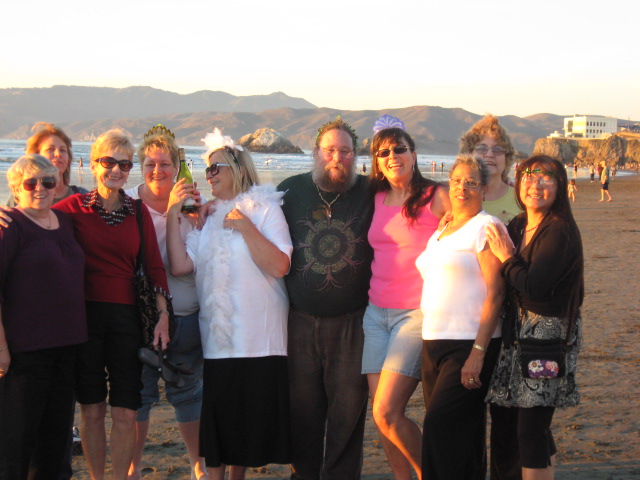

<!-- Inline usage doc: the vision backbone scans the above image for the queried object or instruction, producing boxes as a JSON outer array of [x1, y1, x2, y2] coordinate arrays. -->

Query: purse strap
[[134, 199, 145, 272]]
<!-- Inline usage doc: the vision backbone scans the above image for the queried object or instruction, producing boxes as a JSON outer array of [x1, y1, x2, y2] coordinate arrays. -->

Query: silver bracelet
[[158, 309, 169, 316], [472, 343, 486, 352]]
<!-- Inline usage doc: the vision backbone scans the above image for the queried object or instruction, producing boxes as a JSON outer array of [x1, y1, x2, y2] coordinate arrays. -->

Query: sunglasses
[[22, 176, 57, 191], [95, 156, 134, 172], [205, 163, 230, 176], [376, 145, 411, 157]]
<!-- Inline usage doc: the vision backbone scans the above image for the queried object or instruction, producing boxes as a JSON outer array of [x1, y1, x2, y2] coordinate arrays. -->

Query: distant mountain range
[[0, 85, 625, 154]]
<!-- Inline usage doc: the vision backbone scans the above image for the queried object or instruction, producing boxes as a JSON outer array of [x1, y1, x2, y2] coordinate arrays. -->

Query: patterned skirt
[[486, 310, 581, 408]]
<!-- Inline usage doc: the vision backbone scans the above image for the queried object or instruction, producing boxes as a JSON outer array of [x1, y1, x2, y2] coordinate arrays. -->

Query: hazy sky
[[2, 0, 638, 119]]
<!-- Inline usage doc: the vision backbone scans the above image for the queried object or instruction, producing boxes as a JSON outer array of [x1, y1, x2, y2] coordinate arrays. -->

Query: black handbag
[[134, 200, 173, 349], [517, 308, 574, 380], [519, 337, 565, 379]]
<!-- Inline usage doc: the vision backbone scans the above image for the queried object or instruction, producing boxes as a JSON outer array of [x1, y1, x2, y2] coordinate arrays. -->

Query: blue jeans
[[136, 311, 203, 423], [288, 308, 369, 480]]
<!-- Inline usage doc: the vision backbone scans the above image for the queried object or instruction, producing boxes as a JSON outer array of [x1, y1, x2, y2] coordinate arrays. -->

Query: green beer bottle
[[177, 148, 197, 213]]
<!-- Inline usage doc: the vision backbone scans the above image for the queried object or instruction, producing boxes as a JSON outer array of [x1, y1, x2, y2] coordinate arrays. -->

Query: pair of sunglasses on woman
[[22, 177, 57, 191], [95, 156, 134, 172]]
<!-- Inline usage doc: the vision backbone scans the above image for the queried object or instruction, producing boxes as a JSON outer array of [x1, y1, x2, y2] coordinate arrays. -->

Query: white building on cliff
[[563, 115, 617, 138]]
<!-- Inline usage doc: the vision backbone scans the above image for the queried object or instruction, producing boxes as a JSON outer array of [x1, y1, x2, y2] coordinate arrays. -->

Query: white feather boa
[[197, 184, 285, 351]]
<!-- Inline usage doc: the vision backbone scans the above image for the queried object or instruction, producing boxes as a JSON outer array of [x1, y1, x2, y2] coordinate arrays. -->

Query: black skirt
[[200, 356, 291, 467]]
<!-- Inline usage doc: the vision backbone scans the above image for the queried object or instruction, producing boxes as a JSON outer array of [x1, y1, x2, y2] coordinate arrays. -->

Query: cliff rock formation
[[532, 132, 640, 167], [238, 128, 303, 154]]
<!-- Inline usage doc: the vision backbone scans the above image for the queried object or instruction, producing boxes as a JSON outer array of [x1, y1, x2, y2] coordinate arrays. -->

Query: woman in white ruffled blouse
[[166, 129, 293, 480]]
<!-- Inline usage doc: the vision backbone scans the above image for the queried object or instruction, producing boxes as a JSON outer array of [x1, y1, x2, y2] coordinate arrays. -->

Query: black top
[[502, 213, 584, 318], [0, 210, 87, 353], [278, 172, 373, 317]]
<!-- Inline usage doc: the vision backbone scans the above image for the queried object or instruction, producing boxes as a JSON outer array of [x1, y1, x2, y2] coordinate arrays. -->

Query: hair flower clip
[[373, 115, 406, 134], [201, 128, 244, 162]]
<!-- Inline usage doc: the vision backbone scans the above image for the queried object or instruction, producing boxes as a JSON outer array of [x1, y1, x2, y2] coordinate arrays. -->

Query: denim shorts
[[136, 311, 204, 423], [361, 303, 423, 379]]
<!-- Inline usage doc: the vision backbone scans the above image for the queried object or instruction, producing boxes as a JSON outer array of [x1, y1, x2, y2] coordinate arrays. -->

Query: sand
[[8, 172, 638, 479]]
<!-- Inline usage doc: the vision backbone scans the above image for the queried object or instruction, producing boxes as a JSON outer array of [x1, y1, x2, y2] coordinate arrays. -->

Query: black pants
[[422, 338, 500, 480], [0, 345, 76, 480]]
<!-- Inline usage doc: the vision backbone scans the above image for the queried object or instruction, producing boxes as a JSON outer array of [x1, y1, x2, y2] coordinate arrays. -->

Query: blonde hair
[[208, 147, 260, 196], [137, 133, 180, 170], [90, 129, 134, 162]]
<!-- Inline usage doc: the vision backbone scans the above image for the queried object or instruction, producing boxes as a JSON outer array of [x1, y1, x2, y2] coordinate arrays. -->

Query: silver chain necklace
[[315, 183, 341, 219]]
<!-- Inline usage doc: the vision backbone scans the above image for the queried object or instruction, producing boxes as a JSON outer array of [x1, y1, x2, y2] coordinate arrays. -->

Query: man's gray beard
[[312, 161, 357, 194]]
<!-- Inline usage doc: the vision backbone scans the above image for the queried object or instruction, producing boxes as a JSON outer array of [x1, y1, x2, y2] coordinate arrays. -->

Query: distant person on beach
[[568, 179, 578, 202], [485, 155, 584, 480], [589, 164, 595, 182], [0, 154, 87, 479], [599, 161, 612, 202], [167, 128, 292, 479], [417, 155, 505, 480], [364, 119, 449, 479], [56, 130, 171, 480], [362, 163, 367, 174], [278, 118, 373, 479], [125, 129, 207, 480], [78, 156, 84, 173], [4, 123, 88, 206], [573, 163, 578, 179], [460, 114, 521, 226]]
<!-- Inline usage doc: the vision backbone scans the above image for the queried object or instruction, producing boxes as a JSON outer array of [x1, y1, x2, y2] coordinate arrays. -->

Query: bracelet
[[472, 343, 486, 352], [0, 344, 7, 352], [158, 309, 169, 316]]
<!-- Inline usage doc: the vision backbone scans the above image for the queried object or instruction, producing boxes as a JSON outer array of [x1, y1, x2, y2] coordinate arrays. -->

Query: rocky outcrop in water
[[532, 133, 640, 166], [238, 128, 303, 154]]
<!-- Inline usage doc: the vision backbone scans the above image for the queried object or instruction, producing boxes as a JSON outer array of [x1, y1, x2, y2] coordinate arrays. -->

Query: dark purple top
[[0, 210, 87, 353]]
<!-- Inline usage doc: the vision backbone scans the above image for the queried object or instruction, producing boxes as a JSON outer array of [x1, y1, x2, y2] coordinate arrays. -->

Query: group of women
[[0, 124, 292, 480], [364, 114, 583, 480], [0, 114, 583, 480]]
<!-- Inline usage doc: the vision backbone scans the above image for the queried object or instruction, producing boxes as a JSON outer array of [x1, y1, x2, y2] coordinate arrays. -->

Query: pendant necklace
[[24, 209, 52, 229], [316, 183, 341, 219]]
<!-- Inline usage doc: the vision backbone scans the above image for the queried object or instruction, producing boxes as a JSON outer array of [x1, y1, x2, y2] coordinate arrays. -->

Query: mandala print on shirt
[[296, 207, 364, 291]]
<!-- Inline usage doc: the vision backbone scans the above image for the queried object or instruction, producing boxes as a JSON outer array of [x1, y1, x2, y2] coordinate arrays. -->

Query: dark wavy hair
[[369, 128, 441, 225]]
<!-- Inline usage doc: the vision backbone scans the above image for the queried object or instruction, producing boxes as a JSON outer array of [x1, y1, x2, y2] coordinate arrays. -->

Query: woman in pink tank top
[[362, 118, 449, 479]]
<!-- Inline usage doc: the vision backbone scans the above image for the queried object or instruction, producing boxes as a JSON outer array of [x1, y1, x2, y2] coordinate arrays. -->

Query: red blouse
[[54, 191, 169, 305]]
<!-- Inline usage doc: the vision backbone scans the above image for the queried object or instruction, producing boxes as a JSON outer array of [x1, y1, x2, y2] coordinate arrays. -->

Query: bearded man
[[278, 118, 373, 479]]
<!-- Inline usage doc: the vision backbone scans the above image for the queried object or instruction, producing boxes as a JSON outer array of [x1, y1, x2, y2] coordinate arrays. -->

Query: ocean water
[[0, 139, 456, 179]]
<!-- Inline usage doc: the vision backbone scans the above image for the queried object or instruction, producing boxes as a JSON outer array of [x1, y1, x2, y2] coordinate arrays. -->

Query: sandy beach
[[4, 171, 637, 479]]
